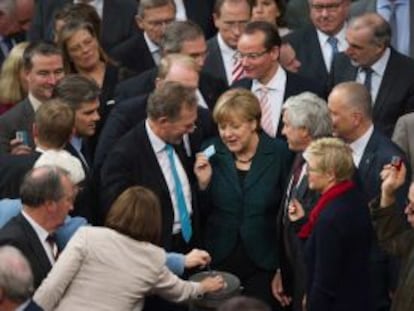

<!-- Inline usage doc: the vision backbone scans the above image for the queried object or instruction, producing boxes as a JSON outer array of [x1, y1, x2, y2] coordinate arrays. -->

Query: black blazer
[[114, 68, 227, 110], [203, 35, 228, 86], [0, 32, 26, 67], [183, 0, 216, 39], [330, 49, 414, 136], [0, 213, 52, 289], [100, 121, 201, 250], [109, 32, 156, 76], [0, 152, 41, 199], [285, 25, 330, 88], [94, 94, 216, 171], [28, 0, 138, 52]]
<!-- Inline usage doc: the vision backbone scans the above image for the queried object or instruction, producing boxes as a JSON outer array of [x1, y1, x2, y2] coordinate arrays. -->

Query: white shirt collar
[[217, 32, 236, 56], [377, 0, 408, 8], [316, 24, 347, 44], [365, 48, 390, 77], [252, 65, 287, 92], [144, 32, 160, 54], [349, 125, 374, 167], [28, 93, 43, 112], [146, 119, 167, 154]]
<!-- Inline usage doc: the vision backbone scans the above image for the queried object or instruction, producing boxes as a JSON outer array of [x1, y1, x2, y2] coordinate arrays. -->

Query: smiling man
[[232, 21, 325, 138]]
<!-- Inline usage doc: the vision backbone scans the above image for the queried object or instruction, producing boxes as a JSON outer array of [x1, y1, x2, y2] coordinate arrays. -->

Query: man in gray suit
[[0, 42, 64, 155], [350, 0, 414, 59], [330, 13, 414, 137], [203, 0, 251, 86]]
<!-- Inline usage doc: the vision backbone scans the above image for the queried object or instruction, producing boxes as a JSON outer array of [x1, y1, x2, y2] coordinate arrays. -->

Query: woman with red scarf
[[288, 137, 373, 311]]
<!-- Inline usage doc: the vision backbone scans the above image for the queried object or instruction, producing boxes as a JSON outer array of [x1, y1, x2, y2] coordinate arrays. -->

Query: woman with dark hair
[[251, 0, 290, 36], [33, 186, 224, 311]]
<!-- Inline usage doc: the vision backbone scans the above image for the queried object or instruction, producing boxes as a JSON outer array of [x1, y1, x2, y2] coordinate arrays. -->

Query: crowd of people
[[0, 0, 414, 310]]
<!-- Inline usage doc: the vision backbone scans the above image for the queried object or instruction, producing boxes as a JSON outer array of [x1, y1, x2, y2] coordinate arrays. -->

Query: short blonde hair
[[213, 88, 261, 131], [304, 137, 354, 182], [0, 42, 29, 104]]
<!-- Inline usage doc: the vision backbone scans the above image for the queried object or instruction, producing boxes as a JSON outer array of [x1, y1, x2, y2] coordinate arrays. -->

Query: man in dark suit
[[284, 0, 350, 87], [203, 0, 251, 86], [110, 0, 176, 75], [232, 21, 325, 138], [350, 0, 414, 59], [94, 54, 216, 172], [330, 13, 414, 137], [101, 82, 201, 252], [114, 20, 227, 107], [0, 100, 74, 200], [273, 92, 331, 311], [28, 0, 137, 52], [0, 166, 75, 289], [328, 81, 410, 311], [0, 42, 65, 155], [0, 245, 43, 311]]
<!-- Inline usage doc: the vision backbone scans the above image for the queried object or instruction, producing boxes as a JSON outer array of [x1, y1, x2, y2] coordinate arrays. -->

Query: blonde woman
[[0, 42, 29, 115]]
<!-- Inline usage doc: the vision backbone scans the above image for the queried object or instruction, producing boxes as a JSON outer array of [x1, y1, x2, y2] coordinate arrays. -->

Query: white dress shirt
[[316, 26, 348, 72], [217, 33, 237, 85], [146, 120, 192, 234], [144, 32, 161, 65], [174, 0, 187, 21], [349, 125, 374, 167], [252, 66, 287, 136], [356, 48, 390, 103], [28, 93, 43, 112]]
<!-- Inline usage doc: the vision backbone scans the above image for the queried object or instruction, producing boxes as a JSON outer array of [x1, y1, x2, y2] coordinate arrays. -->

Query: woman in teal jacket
[[194, 88, 292, 310]]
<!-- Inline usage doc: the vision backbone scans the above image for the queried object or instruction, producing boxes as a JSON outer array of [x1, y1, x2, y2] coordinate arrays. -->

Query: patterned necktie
[[258, 87, 275, 137], [327, 36, 339, 55], [165, 144, 192, 243], [388, 1, 398, 49], [231, 53, 244, 83]]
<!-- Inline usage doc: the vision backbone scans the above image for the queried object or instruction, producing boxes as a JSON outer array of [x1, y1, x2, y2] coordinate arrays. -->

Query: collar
[[146, 119, 167, 153], [28, 93, 43, 112], [368, 48, 390, 77], [349, 124, 374, 161], [377, 0, 407, 8], [252, 65, 286, 92], [217, 33, 237, 56], [21, 210, 49, 243], [144, 32, 160, 54], [70, 135, 83, 152], [316, 24, 347, 45]]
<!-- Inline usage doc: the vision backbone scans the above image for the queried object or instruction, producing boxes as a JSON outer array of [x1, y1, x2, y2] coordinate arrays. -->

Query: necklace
[[235, 155, 254, 164]]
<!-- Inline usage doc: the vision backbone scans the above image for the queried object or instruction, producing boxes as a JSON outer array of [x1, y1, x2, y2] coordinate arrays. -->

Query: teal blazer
[[202, 133, 292, 270]]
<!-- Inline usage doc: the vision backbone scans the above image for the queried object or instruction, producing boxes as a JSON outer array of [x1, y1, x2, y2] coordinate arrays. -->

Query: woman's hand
[[288, 198, 305, 222], [199, 275, 225, 293], [194, 153, 212, 190], [184, 249, 211, 269]]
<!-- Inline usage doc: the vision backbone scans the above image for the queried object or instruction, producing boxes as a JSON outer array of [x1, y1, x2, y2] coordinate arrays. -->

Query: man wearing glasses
[[232, 21, 325, 138], [284, 0, 350, 87]]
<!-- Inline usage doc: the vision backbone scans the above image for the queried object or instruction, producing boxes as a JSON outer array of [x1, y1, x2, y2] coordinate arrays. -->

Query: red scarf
[[298, 180, 355, 239]]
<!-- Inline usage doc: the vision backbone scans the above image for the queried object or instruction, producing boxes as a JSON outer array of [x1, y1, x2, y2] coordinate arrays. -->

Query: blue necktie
[[327, 36, 339, 55], [166, 144, 192, 242], [362, 67, 373, 93]]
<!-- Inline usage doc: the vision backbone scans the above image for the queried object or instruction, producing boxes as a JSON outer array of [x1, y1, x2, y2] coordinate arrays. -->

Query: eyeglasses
[[311, 1, 343, 12], [235, 49, 269, 61]]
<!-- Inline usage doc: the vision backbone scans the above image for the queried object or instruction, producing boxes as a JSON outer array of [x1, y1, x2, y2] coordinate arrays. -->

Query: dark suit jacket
[[114, 68, 227, 109], [203, 36, 229, 86], [183, 0, 216, 39], [305, 186, 372, 311], [330, 49, 414, 136], [277, 156, 319, 309], [202, 133, 292, 270], [0, 213, 51, 289], [100, 121, 201, 250], [285, 25, 330, 88], [94, 94, 216, 171], [24, 300, 44, 311], [28, 0, 138, 52], [0, 32, 26, 67], [0, 98, 35, 154], [0, 152, 41, 199], [232, 72, 326, 137], [109, 32, 156, 76], [350, 0, 414, 59]]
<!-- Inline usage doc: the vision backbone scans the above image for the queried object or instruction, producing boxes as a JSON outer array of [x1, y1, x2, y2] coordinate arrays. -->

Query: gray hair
[[161, 20, 204, 54], [348, 13, 391, 47], [0, 246, 34, 303], [0, 0, 16, 15], [283, 92, 332, 139], [147, 81, 197, 121], [20, 166, 70, 207], [137, 0, 175, 18]]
